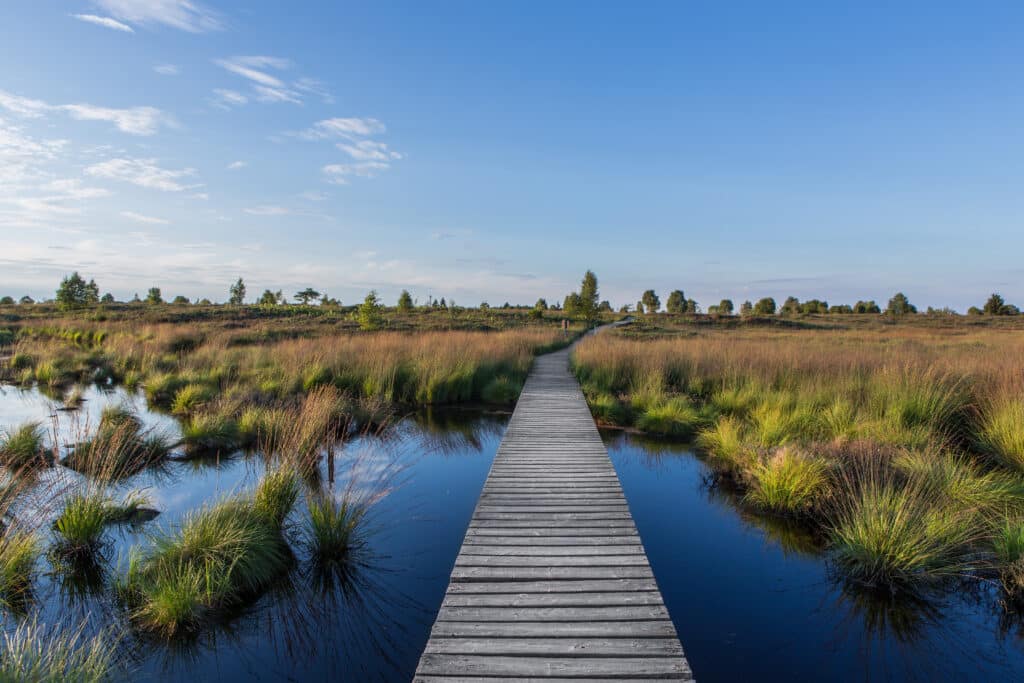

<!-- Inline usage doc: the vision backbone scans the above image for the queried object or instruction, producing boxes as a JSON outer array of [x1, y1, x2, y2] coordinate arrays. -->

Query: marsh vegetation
[[574, 320, 1024, 607]]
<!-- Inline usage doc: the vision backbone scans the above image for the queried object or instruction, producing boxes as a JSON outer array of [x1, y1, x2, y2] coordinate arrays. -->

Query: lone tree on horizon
[[229, 278, 246, 305], [56, 272, 100, 310], [885, 292, 916, 316], [666, 290, 686, 314], [358, 290, 384, 330], [294, 288, 321, 305], [397, 290, 414, 313], [982, 292, 1019, 315], [641, 289, 660, 314], [754, 297, 776, 315], [146, 287, 163, 305], [577, 270, 600, 324]]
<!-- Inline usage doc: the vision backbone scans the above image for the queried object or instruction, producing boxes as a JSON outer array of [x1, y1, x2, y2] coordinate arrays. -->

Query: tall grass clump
[[976, 397, 1024, 473], [180, 411, 239, 455], [0, 529, 39, 611], [0, 422, 47, 471], [745, 448, 829, 516], [826, 462, 982, 591], [635, 397, 704, 438], [118, 472, 296, 636], [304, 494, 368, 565], [696, 416, 752, 476], [53, 493, 109, 561], [993, 519, 1024, 601], [65, 412, 172, 480], [170, 383, 215, 416], [0, 618, 121, 682], [480, 376, 523, 404]]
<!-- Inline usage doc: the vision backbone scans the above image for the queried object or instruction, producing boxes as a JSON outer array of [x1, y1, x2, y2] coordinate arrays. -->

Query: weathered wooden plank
[[415, 343, 689, 680], [459, 545, 643, 557], [454, 555, 651, 568], [427, 620, 679, 639], [445, 579, 661, 594], [417, 654, 689, 678], [422, 637, 684, 657], [466, 527, 638, 537], [450, 565, 655, 581], [436, 605, 672, 622], [442, 592, 665, 608]]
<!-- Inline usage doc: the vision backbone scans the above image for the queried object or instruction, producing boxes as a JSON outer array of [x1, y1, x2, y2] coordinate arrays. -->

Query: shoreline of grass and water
[[0, 380, 509, 680], [573, 325, 1024, 621], [4, 350, 1024, 679]]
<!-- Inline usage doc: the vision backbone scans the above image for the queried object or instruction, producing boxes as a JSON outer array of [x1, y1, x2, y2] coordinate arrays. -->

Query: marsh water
[[2, 384, 1024, 681]]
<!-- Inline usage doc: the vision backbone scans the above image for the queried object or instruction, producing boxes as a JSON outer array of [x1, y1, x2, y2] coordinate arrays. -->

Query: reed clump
[[573, 326, 1024, 595], [0, 422, 48, 471], [117, 471, 296, 637], [64, 408, 172, 480], [0, 618, 121, 682]]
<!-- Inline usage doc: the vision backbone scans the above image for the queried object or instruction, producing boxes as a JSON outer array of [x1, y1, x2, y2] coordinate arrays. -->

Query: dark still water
[[605, 430, 1024, 682], [2, 384, 1024, 681]]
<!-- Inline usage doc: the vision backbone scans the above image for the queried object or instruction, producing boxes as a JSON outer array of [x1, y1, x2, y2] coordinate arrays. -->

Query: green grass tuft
[[253, 469, 299, 530], [0, 422, 47, 471], [745, 448, 829, 515], [170, 383, 215, 415], [635, 397, 703, 438], [304, 494, 367, 565], [481, 376, 523, 404], [53, 493, 109, 560], [977, 398, 1024, 473], [827, 465, 981, 590], [180, 412, 239, 454], [0, 618, 121, 682], [0, 530, 39, 610], [119, 474, 293, 637]]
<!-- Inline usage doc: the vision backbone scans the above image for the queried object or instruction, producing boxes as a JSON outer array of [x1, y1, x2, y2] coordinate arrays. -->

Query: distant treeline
[[1, 271, 1019, 319]]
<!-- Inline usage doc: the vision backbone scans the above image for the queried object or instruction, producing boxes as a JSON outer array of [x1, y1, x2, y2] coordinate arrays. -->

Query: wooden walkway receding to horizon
[[414, 344, 693, 681]]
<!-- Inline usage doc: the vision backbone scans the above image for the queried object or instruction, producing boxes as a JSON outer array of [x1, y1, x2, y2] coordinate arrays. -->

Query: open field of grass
[[573, 318, 1024, 598], [0, 307, 582, 464]]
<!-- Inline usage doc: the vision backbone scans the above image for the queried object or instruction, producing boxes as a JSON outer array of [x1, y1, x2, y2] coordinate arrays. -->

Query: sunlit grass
[[745, 448, 829, 516], [0, 422, 47, 471], [0, 618, 121, 682]]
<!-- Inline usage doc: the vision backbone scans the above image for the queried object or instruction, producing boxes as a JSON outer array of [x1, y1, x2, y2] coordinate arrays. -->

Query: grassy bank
[[1, 309, 580, 414], [573, 323, 1024, 597]]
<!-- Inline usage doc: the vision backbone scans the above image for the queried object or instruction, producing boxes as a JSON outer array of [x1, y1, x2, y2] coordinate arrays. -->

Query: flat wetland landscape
[[3, 304, 1024, 680]]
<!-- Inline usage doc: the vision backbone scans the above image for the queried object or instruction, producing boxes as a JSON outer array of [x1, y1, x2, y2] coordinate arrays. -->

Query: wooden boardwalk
[[415, 344, 692, 681]]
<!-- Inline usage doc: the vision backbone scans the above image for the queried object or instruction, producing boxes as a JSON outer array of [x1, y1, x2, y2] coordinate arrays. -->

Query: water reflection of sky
[[0, 385, 504, 681], [604, 430, 1024, 682], [3, 385, 1024, 680]]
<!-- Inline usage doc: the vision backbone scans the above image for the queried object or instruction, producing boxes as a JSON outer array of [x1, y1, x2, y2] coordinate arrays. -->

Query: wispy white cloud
[[211, 88, 248, 109], [337, 139, 402, 162], [86, 157, 198, 192], [0, 91, 49, 118], [322, 162, 391, 185], [62, 103, 168, 135], [154, 64, 180, 76], [215, 56, 290, 88], [294, 77, 334, 104], [0, 88, 171, 135], [299, 117, 401, 183], [91, 0, 222, 33], [252, 85, 301, 105], [244, 205, 290, 216], [214, 56, 331, 107], [121, 210, 169, 225], [73, 13, 134, 32], [226, 160, 246, 170], [297, 117, 386, 141], [299, 190, 327, 201]]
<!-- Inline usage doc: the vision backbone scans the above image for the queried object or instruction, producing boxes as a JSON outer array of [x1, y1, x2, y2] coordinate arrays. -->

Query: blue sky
[[1, 1, 1022, 310]]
